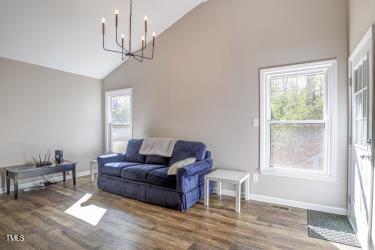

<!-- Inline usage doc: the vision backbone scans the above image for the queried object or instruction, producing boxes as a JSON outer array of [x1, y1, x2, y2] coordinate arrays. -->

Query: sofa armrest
[[97, 153, 126, 170], [176, 158, 213, 193], [177, 159, 212, 177]]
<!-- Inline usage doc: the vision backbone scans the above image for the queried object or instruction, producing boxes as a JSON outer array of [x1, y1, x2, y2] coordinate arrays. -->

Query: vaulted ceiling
[[0, 0, 206, 79]]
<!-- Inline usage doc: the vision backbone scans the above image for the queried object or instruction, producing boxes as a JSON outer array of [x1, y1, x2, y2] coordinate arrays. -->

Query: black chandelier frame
[[101, 0, 155, 62]]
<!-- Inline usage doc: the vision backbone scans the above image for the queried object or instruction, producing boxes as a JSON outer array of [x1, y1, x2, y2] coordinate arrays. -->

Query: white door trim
[[348, 25, 375, 250]]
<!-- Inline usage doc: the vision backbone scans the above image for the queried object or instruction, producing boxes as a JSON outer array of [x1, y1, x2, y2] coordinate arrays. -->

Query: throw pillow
[[145, 155, 169, 165], [167, 158, 196, 175], [125, 139, 146, 163], [168, 140, 207, 167]]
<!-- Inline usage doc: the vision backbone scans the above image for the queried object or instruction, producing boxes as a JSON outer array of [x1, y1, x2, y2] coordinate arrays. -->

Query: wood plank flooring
[[0, 176, 356, 249]]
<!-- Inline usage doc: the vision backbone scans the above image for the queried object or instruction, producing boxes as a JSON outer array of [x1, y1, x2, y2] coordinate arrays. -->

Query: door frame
[[348, 25, 375, 249]]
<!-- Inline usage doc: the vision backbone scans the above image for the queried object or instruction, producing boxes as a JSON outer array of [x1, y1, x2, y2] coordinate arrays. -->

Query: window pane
[[270, 123, 325, 170], [270, 74, 324, 120], [355, 92, 363, 119], [111, 95, 131, 124], [111, 125, 132, 152]]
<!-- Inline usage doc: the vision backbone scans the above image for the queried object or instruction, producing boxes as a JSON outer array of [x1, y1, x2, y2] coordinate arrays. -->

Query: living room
[[0, 0, 374, 249]]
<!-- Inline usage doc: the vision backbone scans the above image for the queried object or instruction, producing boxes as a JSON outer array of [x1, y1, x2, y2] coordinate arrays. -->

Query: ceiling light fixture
[[101, 0, 156, 62]]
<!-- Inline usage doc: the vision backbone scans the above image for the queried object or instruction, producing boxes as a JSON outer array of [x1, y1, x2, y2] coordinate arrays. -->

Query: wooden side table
[[204, 169, 250, 213], [90, 160, 98, 182]]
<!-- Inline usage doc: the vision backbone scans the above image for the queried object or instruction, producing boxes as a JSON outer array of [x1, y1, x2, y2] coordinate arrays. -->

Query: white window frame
[[105, 88, 133, 153], [260, 60, 338, 181]]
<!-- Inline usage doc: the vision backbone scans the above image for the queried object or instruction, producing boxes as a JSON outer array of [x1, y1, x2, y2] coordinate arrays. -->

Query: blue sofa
[[97, 139, 213, 211]]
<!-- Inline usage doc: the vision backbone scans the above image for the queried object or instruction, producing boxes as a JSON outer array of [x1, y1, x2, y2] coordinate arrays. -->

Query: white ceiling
[[0, 0, 206, 79]]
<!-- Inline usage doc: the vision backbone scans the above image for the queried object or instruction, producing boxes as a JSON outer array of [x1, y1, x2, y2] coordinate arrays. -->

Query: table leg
[[217, 181, 222, 196], [204, 179, 210, 207], [72, 167, 76, 186], [235, 183, 241, 213], [14, 174, 18, 200], [245, 177, 250, 201], [63, 171, 66, 182], [6, 171, 10, 195]]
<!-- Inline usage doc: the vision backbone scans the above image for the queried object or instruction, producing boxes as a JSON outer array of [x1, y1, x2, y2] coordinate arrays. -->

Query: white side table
[[204, 169, 250, 213], [90, 160, 98, 182]]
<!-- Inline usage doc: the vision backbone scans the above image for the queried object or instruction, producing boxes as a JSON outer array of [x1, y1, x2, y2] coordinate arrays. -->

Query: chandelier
[[101, 0, 156, 62]]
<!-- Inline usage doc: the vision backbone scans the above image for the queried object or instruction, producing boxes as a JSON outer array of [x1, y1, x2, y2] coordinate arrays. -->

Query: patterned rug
[[307, 210, 361, 248]]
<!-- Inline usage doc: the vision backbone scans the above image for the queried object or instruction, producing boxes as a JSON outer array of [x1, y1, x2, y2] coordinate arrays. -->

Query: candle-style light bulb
[[101, 18, 106, 36], [115, 10, 119, 27], [152, 32, 156, 48], [121, 34, 125, 49], [144, 16, 148, 33]]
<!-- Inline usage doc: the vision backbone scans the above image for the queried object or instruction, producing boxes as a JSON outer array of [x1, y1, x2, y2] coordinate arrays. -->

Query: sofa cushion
[[145, 155, 169, 165], [169, 140, 207, 167], [125, 139, 146, 163], [147, 167, 176, 189], [121, 164, 166, 182], [102, 162, 141, 177]]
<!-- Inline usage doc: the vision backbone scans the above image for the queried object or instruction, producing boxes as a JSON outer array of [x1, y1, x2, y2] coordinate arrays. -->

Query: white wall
[[348, 0, 375, 53], [0, 57, 102, 188], [103, 0, 348, 209]]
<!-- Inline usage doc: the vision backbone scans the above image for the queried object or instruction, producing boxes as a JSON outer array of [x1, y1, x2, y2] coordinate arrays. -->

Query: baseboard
[[0, 171, 91, 194], [213, 187, 347, 215]]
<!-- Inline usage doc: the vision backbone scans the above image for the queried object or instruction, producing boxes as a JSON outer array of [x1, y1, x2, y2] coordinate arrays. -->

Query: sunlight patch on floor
[[65, 193, 107, 226]]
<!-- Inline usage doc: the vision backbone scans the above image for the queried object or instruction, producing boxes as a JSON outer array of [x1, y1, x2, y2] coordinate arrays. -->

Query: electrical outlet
[[252, 118, 259, 127], [252, 173, 259, 182]]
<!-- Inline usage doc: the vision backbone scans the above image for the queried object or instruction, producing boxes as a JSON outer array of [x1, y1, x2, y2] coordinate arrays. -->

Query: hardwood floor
[[0, 176, 355, 250]]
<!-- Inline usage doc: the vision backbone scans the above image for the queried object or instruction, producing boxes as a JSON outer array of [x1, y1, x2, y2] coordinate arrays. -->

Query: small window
[[260, 60, 337, 181], [105, 88, 133, 153]]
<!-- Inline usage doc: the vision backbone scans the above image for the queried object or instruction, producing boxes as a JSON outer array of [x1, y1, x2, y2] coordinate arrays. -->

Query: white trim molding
[[259, 59, 338, 181], [249, 193, 346, 215], [213, 187, 347, 215]]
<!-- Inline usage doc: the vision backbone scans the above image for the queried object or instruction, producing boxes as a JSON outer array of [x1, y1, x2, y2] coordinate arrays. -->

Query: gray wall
[[0, 57, 102, 188], [349, 0, 375, 53], [103, 0, 348, 208]]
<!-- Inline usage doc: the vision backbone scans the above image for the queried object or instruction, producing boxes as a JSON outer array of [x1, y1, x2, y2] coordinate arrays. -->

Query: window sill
[[260, 169, 337, 182]]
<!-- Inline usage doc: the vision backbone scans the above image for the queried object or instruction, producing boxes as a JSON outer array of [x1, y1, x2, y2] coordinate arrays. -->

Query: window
[[260, 60, 337, 181], [105, 88, 133, 153]]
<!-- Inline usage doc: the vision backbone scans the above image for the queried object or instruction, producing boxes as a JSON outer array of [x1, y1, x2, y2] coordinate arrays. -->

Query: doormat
[[307, 210, 360, 248]]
